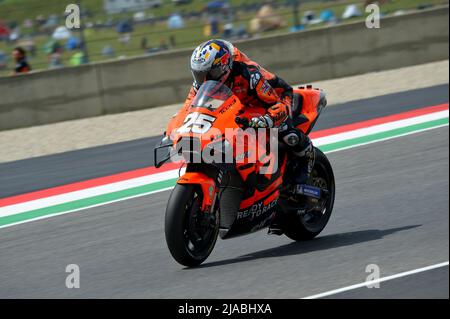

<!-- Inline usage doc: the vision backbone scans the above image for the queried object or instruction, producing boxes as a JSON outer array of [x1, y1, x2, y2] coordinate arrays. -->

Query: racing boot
[[269, 130, 315, 236], [280, 127, 315, 185], [293, 137, 315, 185]]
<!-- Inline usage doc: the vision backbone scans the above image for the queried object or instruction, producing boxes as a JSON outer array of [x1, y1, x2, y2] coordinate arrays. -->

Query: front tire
[[164, 184, 219, 267], [283, 148, 335, 241]]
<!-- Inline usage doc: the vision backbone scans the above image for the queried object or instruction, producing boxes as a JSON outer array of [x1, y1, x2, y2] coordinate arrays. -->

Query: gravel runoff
[[0, 60, 448, 163]]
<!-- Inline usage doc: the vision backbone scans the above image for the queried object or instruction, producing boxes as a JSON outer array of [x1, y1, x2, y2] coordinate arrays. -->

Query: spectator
[[12, 47, 31, 74], [69, 51, 86, 66], [48, 52, 63, 69], [140, 37, 148, 51], [169, 35, 176, 48], [102, 45, 115, 58], [159, 39, 168, 51], [0, 50, 7, 70], [210, 17, 219, 35], [20, 36, 37, 57], [118, 33, 131, 45]]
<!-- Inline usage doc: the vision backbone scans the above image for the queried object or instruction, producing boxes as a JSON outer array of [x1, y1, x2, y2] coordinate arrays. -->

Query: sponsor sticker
[[237, 198, 278, 220], [297, 185, 321, 199]]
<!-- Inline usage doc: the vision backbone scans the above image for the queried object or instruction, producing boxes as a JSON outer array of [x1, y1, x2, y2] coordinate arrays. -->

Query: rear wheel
[[164, 184, 219, 267], [283, 148, 335, 241]]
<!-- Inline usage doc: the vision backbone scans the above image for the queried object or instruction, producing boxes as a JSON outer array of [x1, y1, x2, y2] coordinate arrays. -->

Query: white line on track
[[0, 186, 175, 230], [313, 110, 449, 146], [0, 169, 183, 217], [302, 261, 450, 299], [324, 123, 449, 154]]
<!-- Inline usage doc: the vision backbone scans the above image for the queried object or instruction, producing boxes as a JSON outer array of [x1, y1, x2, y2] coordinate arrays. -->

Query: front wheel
[[164, 184, 219, 267], [283, 148, 335, 241]]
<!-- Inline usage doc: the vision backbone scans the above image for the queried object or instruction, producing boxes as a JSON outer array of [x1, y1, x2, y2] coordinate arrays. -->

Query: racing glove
[[249, 114, 274, 128]]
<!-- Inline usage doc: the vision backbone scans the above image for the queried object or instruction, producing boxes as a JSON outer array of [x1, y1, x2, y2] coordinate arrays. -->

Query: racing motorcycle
[[154, 80, 335, 267]]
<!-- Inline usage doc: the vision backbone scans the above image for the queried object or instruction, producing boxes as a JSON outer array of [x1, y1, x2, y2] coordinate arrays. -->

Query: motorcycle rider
[[187, 39, 316, 234]]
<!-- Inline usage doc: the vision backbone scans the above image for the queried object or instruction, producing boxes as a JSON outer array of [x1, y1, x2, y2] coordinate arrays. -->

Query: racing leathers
[[186, 46, 314, 180]]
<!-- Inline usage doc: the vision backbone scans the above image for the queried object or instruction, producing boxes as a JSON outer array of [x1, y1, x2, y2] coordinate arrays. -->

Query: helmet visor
[[191, 67, 225, 86]]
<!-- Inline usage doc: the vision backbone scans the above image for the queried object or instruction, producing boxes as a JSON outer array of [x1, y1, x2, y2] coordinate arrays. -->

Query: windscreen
[[191, 80, 233, 111]]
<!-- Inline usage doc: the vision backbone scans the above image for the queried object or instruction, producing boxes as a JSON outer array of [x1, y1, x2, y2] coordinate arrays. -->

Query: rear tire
[[164, 184, 219, 267], [283, 148, 335, 241]]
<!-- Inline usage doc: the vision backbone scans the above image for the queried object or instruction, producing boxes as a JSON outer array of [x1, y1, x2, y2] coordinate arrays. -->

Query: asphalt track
[[0, 85, 448, 298]]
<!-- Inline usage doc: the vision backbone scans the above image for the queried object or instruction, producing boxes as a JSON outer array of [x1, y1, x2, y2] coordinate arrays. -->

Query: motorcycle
[[154, 80, 335, 267]]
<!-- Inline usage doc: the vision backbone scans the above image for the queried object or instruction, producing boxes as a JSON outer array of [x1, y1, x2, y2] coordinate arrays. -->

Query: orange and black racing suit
[[226, 48, 293, 127], [186, 48, 293, 128], [185, 47, 313, 180]]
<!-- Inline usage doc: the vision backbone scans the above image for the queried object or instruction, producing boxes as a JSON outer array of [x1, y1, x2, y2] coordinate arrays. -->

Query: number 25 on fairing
[[177, 112, 216, 134]]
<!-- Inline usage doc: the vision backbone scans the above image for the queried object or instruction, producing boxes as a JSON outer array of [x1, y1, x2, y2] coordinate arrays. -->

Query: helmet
[[190, 39, 234, 87]]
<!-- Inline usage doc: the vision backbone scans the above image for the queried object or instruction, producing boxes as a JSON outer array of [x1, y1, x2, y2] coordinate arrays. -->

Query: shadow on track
[[189, 225, 421, 269]]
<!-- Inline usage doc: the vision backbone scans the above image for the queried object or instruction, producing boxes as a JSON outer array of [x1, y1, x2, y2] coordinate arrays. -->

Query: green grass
[[0, 0, 263, 22], [0, 0, 448, 76]]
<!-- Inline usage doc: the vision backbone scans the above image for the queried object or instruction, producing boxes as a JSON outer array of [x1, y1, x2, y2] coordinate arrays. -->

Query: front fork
[[177, 171, 220, 213]]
